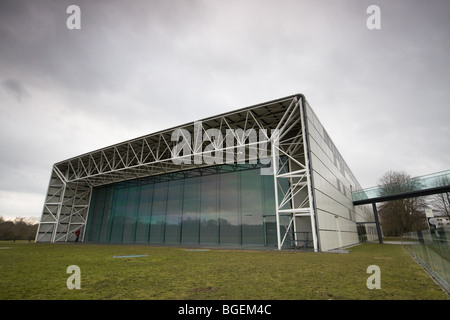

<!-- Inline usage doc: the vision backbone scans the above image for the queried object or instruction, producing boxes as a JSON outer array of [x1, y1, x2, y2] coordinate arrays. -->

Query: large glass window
[[122, 185, 140, 243], [241, 169, 264, 245], [262, 174, 277, 247], [165, 180, 183, 243], [200, 174, 218, 244], [219, 171, 240, 245], [84, 187, 107, 242], [98, 187, 114, 242], [182, 176, 201, 244], [85, 161, 283, 248], [149, 181, 168, 243], [135, 184, 153, 243], [110, 187, 128, 243]]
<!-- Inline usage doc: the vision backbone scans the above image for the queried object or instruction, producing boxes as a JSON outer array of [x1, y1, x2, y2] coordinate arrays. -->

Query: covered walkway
[[352, 169, 450, 244], [353, 169, 450, 205]]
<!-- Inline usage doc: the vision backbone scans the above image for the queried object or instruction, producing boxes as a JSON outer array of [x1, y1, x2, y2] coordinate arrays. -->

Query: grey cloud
[[2, 78, 30, 102], [0, 0, 449, 219]]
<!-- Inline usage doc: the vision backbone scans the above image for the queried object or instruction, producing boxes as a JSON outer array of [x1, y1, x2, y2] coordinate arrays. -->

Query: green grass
[[0, 241, 448, 300]]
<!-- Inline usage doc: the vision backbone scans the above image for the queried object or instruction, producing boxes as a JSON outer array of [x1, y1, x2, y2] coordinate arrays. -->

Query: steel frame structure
[[36, 94, 318, 251]]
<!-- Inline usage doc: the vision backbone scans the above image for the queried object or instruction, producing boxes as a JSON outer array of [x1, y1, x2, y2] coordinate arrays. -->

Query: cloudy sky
[[0, 0, 449, 220]]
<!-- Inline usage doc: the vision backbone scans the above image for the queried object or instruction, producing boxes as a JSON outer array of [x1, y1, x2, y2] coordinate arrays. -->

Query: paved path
[[383, 241, 420, 245]]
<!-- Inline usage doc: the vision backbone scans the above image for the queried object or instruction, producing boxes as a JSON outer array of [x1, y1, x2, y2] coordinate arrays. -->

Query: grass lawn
[[0, 241, 448, 300]]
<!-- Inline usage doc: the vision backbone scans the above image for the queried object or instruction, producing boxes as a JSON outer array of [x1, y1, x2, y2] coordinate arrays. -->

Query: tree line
[[0, 217, 38, 241]]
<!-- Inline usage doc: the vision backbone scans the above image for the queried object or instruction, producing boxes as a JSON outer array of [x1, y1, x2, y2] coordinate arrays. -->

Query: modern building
[[36, 94, 377, 252]]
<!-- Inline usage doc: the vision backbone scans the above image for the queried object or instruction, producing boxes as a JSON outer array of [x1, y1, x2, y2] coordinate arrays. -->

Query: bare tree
[[377, 171, 428, 236], [430, 176, 450, 217]]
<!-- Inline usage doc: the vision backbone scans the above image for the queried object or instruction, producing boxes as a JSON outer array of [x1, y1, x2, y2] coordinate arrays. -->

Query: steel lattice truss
[[36, 94, 317, 251]]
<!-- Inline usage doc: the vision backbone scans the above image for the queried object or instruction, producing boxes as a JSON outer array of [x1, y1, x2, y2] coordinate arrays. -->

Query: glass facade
[[85, 162, 290, 248]]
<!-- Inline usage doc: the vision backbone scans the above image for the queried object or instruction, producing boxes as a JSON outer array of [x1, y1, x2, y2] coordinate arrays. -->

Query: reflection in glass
[[219, 171, 240, 245], [200, 174, 218, 244], [241, 169, 263, 245], [182, 176, 201, 244], [165, 180, 183, 243], [135, 184, 153, 243], [122, 185, 140, 243], [85, 187, 107, 243], [150, 181, 168, 243], [85, 161, 284, 248], [110, 187, 128, 243]]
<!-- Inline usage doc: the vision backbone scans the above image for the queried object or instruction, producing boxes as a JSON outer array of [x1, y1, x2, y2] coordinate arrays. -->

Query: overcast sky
[[0, 0, 449, 220]]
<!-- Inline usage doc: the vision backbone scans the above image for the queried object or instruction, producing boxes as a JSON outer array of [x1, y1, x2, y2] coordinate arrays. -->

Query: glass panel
[[263, 215, 277, 247], [182, 176, 201, 244], [219, 171, 240, 245], [404, 228, 450, 292], [352, 169, 450, 202], [110, 187, 128, 243], [149, 181, 168, 243], [86, 161, 279, 248], [165, 179, 183, 243], [262, 174, 277, 247], [85, 187, 105, 242], [241, 169, 264, 245], [98, 187, 114, 242], [200, 174, 218, 244], [135, 184, 154, 243], [122, 185, 140, 243]]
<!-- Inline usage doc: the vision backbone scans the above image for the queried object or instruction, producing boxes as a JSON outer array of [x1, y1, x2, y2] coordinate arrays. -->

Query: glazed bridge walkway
[[352, 169, 450, 205], [352, 169, 450, 244]]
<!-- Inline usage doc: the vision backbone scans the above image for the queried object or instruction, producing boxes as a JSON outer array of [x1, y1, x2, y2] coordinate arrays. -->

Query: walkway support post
[[372, 202, 383, 244]]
